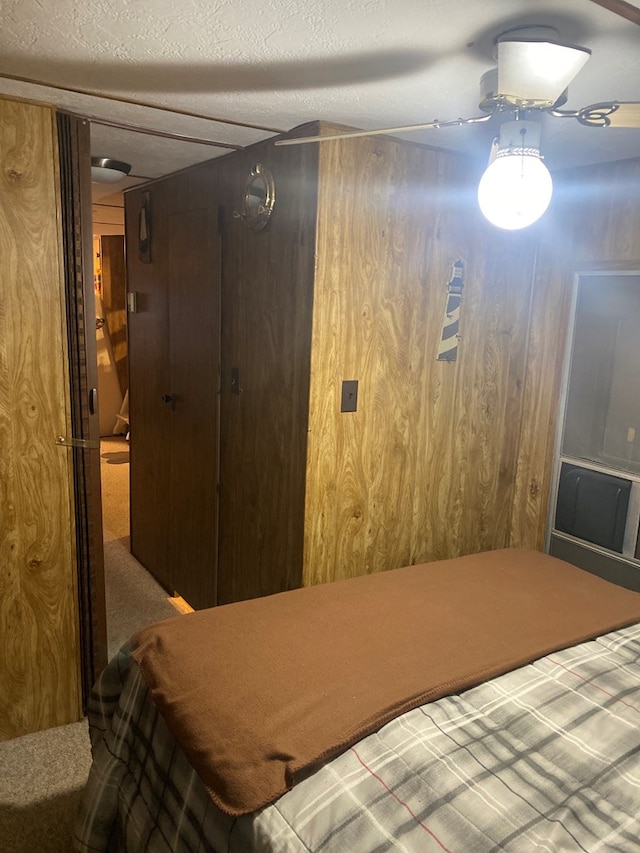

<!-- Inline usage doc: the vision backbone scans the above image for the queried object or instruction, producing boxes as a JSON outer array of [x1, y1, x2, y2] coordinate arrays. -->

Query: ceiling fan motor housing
[[479, 29, 591, 113], [479, 67, 568, 112]]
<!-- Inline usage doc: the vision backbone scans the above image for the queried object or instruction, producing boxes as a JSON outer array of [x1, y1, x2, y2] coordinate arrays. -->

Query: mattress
[[72, 549, 640, 851]]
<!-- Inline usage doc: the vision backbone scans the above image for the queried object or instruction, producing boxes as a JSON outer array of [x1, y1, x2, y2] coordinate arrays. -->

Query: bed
[[73, 549, 640, 852]]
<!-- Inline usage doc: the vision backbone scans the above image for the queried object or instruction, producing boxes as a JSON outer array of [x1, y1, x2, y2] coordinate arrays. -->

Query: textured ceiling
[[1, 0, 639, 194]]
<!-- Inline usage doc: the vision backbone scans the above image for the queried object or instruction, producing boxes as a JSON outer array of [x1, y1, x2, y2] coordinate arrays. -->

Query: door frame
[[57, 111, 108, 700]]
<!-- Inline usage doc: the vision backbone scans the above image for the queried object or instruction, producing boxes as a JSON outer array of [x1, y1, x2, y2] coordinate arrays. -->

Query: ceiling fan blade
[[497, 39, 591, 106], [586, 0, 640, 26], [576, 101, 640, 127], [274, 113, 494, 146]]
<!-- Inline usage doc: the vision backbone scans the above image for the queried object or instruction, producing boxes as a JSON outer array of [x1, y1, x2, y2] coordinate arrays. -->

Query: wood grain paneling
[[216, 132, 319, 604], [458, 225, 539, 553], [306, 139, 640, 586], [305, 134, 450, 582], [0, 97, 81, 738], [510, 159, 640, 551], [127, 167, 223, 608], [101, 235, 128, 397], [304, 129, 540, 585], [167, 205, 219, 610], [127, 182, 174, 591]]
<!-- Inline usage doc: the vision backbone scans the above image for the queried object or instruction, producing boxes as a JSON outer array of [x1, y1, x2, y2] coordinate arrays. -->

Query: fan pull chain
[[520, 126, 527, 178]]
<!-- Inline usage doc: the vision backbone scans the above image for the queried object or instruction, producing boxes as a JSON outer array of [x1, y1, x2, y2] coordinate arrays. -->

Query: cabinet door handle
[[230, 367, 243, 395]]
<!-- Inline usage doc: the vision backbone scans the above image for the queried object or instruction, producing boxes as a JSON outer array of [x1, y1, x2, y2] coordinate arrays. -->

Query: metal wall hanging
[[436, 260, 465, 362], [233, 163, 276, 231], [138, 191, 151, 263]]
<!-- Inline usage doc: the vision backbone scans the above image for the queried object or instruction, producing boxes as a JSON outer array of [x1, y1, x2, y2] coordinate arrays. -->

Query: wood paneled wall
[[0, 97, 81, 738], [100, 235, 128, 397], [304, 129, 541, 584], [126, 119, 640, 603], [510, 158, 640, 551]]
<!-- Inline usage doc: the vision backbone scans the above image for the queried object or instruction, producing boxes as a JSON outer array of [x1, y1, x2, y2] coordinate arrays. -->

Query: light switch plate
[[341, 380, 358, 413]]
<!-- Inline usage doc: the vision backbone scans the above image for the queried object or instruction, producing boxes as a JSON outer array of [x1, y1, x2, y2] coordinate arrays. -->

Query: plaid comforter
[[73, 623, 640, 852]]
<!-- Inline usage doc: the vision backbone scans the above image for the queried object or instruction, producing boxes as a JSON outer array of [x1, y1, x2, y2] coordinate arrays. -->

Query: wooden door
[[216, 147, 317, 604], [127, 185, 220, 609], [128, 184, 173, 592], [166, 207, 220, 610], [0, 97, 82, 737]]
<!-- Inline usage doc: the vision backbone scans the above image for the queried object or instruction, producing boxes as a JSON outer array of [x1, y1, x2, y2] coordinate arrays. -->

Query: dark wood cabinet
[[215, 148, 318, 604], [165, 206, 220, 608], [126, 180, 173, 595], [126, 180, 221, 609], [125, 132, 318, 608]]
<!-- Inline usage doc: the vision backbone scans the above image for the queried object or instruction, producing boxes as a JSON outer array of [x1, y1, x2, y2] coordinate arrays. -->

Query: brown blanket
[[131, 549, 640, 816]]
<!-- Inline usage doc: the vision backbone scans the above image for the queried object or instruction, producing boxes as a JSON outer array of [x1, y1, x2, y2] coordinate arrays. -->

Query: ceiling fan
[[275, 29, 640, 146], [275, 13, 640, 230]]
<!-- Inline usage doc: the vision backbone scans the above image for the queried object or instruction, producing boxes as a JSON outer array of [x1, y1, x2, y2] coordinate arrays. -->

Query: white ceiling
[[1, 0, 639, 195]]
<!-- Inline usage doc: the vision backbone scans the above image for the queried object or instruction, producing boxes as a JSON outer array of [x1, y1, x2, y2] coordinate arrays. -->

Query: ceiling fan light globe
[[478, 152, 553, 230]]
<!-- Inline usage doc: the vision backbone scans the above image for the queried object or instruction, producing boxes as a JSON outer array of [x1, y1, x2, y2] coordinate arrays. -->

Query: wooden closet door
[[128, 187, 220, 608], [216, 146, 317, 605], [128, 184, 173, 592], [0, 98, 82, 737], [167, 207, 220, 610]]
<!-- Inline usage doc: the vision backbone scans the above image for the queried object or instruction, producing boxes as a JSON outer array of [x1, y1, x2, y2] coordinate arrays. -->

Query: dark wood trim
[[57, 113, 108, 704], [587, 0, 640, 26]]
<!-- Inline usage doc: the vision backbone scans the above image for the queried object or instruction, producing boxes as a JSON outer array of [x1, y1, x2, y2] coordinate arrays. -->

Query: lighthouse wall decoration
[[436, 260, 465, 362]]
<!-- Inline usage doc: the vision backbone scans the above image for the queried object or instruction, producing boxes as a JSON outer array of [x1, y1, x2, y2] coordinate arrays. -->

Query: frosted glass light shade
[[497, 38, 590, 107], [478, 150, 553, 230], [91, 157, 131, 183]]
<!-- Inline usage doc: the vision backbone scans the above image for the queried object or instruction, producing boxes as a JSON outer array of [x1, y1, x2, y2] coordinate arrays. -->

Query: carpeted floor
[[101, 435, 181, 658], [0, 435, 185, 852], [0, 719, 92, 852]]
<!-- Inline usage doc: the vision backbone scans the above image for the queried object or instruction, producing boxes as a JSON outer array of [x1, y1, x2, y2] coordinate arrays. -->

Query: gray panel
[[549, 534, 640, 592]]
